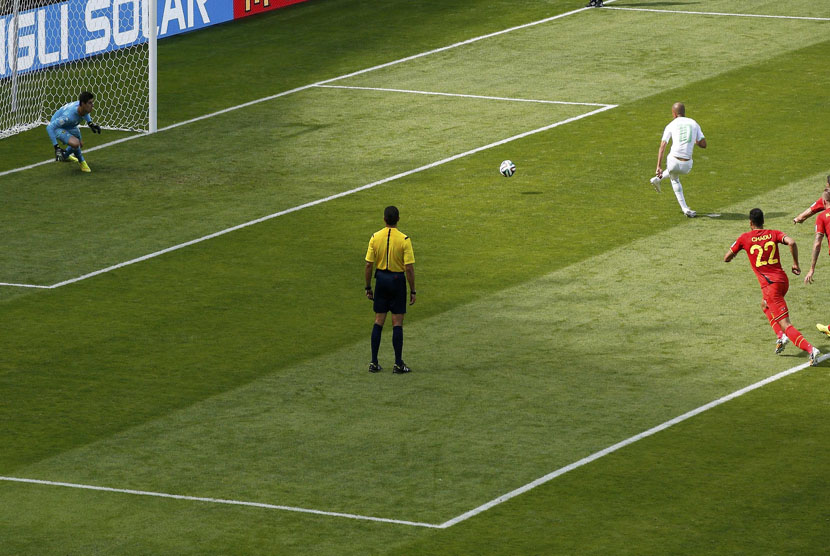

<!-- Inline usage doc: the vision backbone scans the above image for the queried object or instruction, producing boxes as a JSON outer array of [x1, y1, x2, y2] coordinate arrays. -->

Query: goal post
[[0, 0, 157, 139], [1, 0, 300, 142]]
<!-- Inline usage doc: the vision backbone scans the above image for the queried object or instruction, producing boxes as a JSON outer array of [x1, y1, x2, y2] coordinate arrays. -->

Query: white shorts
[[666, 156, 693, 177]]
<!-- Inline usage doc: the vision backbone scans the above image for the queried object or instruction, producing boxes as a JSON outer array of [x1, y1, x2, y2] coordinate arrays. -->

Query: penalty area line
[[0, 281, 51, 289], [3, 353, 823, 527], [0, 476, 440, 528], [437, 353, 829, 528], [1, 104, 616, 289], [603, 6, 830, 22]]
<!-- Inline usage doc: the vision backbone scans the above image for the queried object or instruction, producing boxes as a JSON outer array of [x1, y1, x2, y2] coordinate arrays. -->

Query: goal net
[[0, 0, 156, 140]]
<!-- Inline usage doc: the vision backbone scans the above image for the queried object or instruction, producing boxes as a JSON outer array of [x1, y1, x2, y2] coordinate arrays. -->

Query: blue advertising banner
[[0, 0, 234, 78]]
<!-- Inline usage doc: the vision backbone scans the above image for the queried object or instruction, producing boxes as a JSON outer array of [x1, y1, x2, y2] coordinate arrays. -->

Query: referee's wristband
[[410, 290, 416, 294], [365, 285, 372, 291]]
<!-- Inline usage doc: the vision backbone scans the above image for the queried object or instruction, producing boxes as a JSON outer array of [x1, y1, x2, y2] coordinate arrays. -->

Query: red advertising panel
[[234, 0, 313, 19]]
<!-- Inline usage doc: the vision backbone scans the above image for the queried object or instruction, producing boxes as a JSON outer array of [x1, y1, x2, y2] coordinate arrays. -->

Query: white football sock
[[671, 178, 690, 211]]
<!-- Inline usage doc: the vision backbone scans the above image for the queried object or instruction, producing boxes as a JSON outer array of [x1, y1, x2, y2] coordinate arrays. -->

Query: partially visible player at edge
[[46, 91, 102, 173], [650, 102, 706, 218], [802, 199, 830, 338], [364, 206, 416, 374], [792, 175, 830, 224], [724, 208, 820, 365]]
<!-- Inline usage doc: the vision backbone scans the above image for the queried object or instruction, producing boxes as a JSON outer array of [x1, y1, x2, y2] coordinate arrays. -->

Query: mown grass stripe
[[5, 353, 824, 528], [1, 105, 616, 289], [438, 353, 828, 528]]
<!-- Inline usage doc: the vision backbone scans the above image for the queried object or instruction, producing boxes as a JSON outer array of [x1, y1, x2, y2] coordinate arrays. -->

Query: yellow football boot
[[816, 323, 830, 337], [79, 160, 91, 173]]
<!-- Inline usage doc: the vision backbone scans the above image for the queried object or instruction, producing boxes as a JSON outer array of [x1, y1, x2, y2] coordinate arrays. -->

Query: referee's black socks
[[392, 326, 404, 365], [371, 324, 383, 363]]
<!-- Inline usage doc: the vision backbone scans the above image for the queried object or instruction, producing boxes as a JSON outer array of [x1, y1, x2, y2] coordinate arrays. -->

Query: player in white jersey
[[649, 102, 707, 217]]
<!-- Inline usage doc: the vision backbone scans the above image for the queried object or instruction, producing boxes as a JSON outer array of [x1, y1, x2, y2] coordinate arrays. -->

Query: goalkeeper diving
[[47, 91, 102, 173]]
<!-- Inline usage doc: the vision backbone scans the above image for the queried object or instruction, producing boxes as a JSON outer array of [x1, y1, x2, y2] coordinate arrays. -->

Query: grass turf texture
[[0, 92, 590, 286], [2, 0, 830, 553]]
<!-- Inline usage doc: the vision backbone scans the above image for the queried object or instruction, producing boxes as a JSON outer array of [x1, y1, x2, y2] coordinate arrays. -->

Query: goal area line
[[314, 85, 614, 107], [3, 353, 823, 528], [0, 1, 619, 181]]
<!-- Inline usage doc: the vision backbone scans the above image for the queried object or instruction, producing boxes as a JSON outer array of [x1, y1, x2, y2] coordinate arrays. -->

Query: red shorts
[[762, 281, 789, 322]]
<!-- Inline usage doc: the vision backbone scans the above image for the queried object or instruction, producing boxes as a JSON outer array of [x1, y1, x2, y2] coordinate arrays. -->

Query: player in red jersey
[[792, 175, 830, 225], [804, 203, 830, 338], [725, 208, 820, 365]]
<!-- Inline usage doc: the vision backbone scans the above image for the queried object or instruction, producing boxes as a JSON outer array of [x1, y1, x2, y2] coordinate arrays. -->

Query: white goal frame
[[1, 0, 157, 138]]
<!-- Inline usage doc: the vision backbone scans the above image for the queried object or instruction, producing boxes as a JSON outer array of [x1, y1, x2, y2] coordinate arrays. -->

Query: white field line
[[0, 281, 50, 289], [0, 476, 441, 528], [314, 85, 614, 107], [2, 354, 824, 526], [0, 132, 155, 179], [2, 104, 617, 289], [603, 6, 830, 22], [0, 1, 620, 180], [436, 353, 830, 528]]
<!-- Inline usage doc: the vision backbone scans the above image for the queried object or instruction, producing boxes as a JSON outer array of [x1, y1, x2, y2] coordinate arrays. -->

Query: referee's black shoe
[[368, 362, 382, 373], [392, 362, 412, 374]]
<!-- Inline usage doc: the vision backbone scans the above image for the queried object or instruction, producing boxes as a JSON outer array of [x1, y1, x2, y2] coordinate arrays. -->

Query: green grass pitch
[[1, 0, 829, 554]]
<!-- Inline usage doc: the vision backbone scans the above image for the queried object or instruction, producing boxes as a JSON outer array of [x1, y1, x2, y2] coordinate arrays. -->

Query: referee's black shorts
[[373, 269, 407, 314]]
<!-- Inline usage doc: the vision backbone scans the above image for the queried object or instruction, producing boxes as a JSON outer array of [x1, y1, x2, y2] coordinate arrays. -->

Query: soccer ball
[[499, 160, 516, 177]]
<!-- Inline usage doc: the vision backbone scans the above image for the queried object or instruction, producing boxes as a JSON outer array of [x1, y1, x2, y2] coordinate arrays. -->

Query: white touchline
[[604, 6, 830, 22], [0, 476, 441, 528], [0, 1, 622, 180], [313, 85, 614, 107], [1, 104, 617, 289], [2, 354, 823, 526], [436, 353, 829, 528]]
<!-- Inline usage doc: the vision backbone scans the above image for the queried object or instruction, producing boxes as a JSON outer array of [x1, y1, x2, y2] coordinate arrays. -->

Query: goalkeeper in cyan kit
[[47, 91, 102, 173]]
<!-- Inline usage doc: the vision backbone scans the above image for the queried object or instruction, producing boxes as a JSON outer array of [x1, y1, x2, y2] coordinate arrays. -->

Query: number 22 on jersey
[[749, 241, 779, 267]]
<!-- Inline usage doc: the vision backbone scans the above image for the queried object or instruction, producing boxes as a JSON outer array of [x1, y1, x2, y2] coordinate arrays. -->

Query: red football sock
[[763, 306, 784, 338], [785, 325, 813, 353]]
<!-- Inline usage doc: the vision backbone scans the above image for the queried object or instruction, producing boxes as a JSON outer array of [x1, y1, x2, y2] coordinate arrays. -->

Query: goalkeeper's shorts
[[52, 126, 82, 145]]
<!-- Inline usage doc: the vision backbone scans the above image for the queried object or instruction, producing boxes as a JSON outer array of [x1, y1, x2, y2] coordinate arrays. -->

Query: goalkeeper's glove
[[89, 122, 102, 134], [54, 144, 64, 161]]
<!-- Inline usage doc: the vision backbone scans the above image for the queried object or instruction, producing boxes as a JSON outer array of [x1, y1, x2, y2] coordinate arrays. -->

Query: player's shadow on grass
[[279, 122, 331, 139], [520, 191, 543, 195], [708, 212, 787, 221]]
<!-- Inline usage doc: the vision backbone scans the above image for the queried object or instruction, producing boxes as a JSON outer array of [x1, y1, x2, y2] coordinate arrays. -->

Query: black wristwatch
[[365, 285, 372, 291], [410, 290, 416, 294]]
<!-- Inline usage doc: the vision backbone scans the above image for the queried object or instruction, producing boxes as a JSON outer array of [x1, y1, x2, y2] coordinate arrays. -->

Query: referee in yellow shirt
[[365, 206, 416, 373]]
